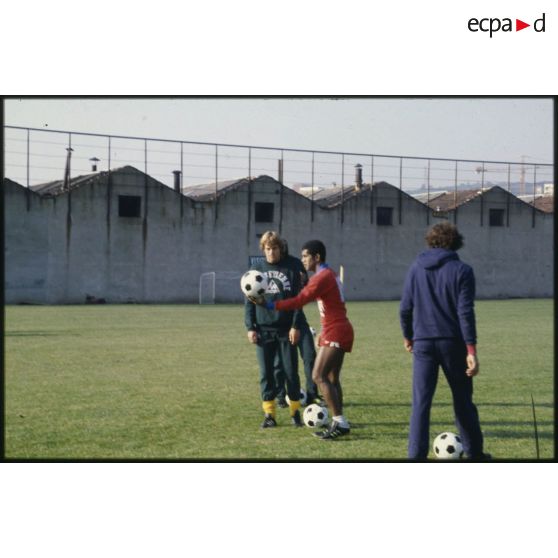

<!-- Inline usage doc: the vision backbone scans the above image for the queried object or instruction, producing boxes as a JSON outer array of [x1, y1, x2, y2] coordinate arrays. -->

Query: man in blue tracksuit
[[400, 222, 490, 460]]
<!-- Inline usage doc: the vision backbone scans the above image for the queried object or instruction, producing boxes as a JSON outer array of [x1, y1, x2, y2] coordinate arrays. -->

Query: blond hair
[[259, 231, 285, 254]]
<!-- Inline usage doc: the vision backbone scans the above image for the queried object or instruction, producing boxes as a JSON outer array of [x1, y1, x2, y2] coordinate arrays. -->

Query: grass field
[[4, 299, 554, 460]]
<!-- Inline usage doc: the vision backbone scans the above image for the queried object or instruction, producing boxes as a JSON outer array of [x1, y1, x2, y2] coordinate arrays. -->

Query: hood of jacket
[[417, 248, 459, 270]]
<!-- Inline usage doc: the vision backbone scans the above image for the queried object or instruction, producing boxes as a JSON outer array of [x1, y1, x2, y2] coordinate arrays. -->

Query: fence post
[[506, 163, 511, 227], [399, 157, 403, 224], [311, 152, 315, 222], [341, 153, 344, 225], [426, 159, 430, 225], [215, 144, 219, 222], [532, 165, 537, 228]]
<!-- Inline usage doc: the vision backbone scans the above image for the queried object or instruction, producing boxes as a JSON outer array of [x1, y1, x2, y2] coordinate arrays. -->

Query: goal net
[[199, 271, 244, 304]]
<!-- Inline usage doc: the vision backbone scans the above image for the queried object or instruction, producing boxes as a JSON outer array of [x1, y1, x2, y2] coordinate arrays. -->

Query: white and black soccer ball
[[303, 404, 329, 428], [433, 432, 464, 459], [286, 388, 307, 407], [240, 270, 268, 298]]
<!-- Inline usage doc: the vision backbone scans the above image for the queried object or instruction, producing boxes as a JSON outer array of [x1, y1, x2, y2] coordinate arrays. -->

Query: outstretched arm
[[272, 275, 322, 312]]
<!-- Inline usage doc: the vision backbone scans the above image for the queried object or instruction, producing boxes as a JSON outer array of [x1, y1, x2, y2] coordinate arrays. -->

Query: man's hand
[[247, 331, 258, 344], [247, 295, 265, 305], [289, 328, 300, 346], [466, 354, 479, 377], [403, 338, 414, 353]]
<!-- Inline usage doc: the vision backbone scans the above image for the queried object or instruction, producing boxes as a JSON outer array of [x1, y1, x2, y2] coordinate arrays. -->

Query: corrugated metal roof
[[424, 189, 483, 211], [528, 196, 554, 213], [309, 184, 364, 208], [181, 176, 251, 201], [28, 166, 176, 197]]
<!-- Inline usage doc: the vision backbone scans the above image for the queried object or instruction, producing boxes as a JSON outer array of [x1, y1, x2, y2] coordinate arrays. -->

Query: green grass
[[4, 300, 554, 460]]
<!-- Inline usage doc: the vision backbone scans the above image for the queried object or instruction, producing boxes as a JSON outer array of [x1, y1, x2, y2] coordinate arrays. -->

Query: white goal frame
[[199, 272, 216, 304], [199, 271, 244, 304]]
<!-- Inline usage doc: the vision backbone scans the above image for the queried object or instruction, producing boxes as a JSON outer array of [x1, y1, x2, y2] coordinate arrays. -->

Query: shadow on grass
[[345, 401, 553, 409], [345, 419, 554, 441], [6, 331, 80, 337]]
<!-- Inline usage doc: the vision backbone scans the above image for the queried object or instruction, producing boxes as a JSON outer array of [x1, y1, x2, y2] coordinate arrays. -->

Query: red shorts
[[319, 322, 354, 353]]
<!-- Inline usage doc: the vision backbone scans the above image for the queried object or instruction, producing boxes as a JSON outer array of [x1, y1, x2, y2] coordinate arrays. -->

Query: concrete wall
[[4, 169, 553, 304], [453, 187, 553, 298]]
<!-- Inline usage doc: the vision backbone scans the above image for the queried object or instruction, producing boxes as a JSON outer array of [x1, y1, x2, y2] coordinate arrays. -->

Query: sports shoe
[[315, 420, 350, 440], [292, 410, 303, 427], [261, 414, 277, 429], [277, 396, 288, 408]]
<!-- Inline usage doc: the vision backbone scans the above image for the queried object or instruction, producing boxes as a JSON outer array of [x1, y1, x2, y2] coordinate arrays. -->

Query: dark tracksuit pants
[[409, 338, 484, 459], [274, 322, 317, 399], [256, 328, 300, 402]]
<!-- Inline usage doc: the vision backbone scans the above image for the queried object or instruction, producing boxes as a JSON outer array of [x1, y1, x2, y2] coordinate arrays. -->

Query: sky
[[4, 97, 554, 191], [4, 97, 554, 164]]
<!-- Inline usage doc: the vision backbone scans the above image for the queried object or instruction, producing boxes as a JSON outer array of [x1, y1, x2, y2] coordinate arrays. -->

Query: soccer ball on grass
[[433, 432, 464, 459], [240, 270, 268, 298], [303, 404, 329, 428]]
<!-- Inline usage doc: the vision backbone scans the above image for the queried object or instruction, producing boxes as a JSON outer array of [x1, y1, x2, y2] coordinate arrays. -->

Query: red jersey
[[275, 265, 354, 352]]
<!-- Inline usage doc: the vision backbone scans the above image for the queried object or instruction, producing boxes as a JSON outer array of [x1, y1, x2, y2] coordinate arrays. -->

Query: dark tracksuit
[[245, 257, 303, 403], [275, 318, 317, 400], [274, 255, 318, 401], [400, 248, 484, 459]]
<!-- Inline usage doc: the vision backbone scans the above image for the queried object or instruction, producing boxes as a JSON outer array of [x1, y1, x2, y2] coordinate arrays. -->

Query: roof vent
[[355, 164, 363, 191], [173, 170, 182, 192], [89, 157, 100, 172]]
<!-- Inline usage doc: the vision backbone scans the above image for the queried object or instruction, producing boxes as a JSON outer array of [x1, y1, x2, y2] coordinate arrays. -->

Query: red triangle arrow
[[516, 19, 530, 31]]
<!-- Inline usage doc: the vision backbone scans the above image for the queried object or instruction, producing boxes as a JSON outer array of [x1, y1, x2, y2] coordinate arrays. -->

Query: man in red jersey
[[252, 240, 354, 440]]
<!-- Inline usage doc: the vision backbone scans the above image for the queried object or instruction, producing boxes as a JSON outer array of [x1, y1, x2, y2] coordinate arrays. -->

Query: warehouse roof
[[29, 166, 171, 196], [181, 176, 252, 201]]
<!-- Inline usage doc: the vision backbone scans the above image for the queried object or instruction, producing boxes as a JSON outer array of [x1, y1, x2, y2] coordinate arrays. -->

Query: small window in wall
[[119, 195, 141, 218], [376, 206, 393, 226], [489, 208, 505, 227], [255, 202, 274, 223]]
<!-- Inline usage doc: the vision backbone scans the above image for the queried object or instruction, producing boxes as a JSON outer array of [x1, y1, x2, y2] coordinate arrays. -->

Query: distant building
[[4, 166, 553, 304]]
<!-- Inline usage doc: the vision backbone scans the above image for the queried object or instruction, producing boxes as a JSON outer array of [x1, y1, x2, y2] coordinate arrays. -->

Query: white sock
[[333, 415, 349, 428]]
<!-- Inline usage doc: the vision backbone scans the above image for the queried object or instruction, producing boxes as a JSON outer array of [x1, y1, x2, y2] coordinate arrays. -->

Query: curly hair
[[425, 222, 464, 251]]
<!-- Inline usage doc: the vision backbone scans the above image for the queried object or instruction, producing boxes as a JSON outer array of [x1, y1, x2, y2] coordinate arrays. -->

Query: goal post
[[199, 272, 216, 304], [199, 271, 244, 304]]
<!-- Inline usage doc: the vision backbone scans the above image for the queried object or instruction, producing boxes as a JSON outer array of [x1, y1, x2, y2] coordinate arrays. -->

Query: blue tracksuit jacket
[[399, 248, 477, 345]]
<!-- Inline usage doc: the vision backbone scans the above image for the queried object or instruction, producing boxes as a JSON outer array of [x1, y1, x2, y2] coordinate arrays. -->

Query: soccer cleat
[[277, 396, 288, 408], [292, 410, 303, 427], [316, 420, 350, 440], [261, 414, 277, 429], [312, 420, 336, 438]]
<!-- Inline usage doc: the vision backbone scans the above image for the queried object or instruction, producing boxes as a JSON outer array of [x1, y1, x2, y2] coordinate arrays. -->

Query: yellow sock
[[262, 400, 276, 418], [289, 400, 301, 417]]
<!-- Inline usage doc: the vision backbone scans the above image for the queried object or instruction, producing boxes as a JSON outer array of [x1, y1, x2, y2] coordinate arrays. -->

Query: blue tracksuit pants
[[408, 338, 484, 459]]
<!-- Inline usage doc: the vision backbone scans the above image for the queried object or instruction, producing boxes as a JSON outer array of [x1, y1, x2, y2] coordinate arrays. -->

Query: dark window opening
[[119, 195, 141, 218], [255, 202, 274, 223], [376, 206, 393, 226], [489, 208, 505, 227]]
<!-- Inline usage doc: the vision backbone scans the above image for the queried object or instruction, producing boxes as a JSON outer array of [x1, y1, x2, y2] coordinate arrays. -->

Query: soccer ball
[[303, 404, 329, 428], [433, 432, 464, 459], [286, 388, 307, 406], [240, 270, 268, 298]]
